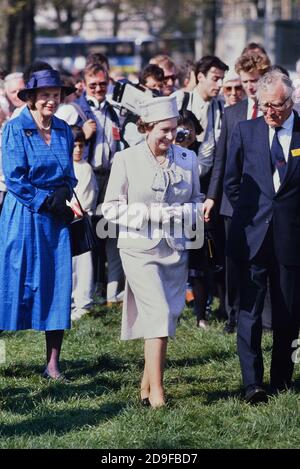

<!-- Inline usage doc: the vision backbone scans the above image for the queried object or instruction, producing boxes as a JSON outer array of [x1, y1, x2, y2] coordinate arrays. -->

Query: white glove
[[148, 204, 165, 223], [148, 204, 181, 224], [163, 205, 185, 224], [127, 202, 149, 230]]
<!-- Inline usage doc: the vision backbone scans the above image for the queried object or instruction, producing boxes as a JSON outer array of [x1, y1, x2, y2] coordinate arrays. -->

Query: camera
[[175, 127, 191, 143], [111, 81, 153, 116]]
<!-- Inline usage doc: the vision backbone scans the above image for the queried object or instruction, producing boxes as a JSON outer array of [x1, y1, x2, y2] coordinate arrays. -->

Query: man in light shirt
[[71, 63, 124, 305], [184, 56, 228, 144]]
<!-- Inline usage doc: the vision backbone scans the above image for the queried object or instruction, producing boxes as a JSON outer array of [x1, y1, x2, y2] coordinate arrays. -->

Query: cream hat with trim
[[139, 95, 179, 123]]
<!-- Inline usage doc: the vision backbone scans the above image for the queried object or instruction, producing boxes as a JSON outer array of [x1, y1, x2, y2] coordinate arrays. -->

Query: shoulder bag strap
[[70, 102, 88, 123]]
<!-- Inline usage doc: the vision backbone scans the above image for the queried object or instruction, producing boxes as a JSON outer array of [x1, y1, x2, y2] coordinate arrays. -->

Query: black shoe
[[244, 386, 268, 404], [215, 308, 228, 321], [140, 397, 150, 407], [223, 322, 236, 334], [269, 382, 291, 395]]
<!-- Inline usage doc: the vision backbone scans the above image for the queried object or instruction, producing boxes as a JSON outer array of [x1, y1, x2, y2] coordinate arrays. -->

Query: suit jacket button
[[265, 218, 270, 224]]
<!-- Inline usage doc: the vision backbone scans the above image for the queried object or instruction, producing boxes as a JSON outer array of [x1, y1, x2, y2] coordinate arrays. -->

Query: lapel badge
[[25, 130, 32, 137], [181, 152, 187, 159], [291, 148, 300, 157]]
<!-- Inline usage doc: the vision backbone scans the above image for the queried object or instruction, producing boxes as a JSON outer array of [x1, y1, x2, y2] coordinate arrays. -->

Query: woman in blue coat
[[0, 69, 77, 379]]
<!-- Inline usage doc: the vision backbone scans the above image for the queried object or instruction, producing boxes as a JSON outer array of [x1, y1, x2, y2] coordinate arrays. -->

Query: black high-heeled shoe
[[140, 397, 150, 407]]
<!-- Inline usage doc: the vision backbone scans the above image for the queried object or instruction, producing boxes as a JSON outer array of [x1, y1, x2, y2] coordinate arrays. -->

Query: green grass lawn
[[0, 304, 300, 449]]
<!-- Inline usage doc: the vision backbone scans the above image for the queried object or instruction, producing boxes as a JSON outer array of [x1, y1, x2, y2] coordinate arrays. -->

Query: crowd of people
[[0, 42, 300, 407]]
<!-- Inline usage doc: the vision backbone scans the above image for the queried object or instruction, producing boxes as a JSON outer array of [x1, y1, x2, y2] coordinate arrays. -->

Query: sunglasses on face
[[87, 81, 108, 90], [224, 85, 243, 92], [163, 75, 177, 83]]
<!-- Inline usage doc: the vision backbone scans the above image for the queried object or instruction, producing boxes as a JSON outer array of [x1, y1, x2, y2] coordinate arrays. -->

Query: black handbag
[[69, 190, 98, 257], [43, 145, 98, 256]]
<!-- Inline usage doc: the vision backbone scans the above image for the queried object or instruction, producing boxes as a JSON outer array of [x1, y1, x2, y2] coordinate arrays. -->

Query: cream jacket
[[102, 141, 204, 251]]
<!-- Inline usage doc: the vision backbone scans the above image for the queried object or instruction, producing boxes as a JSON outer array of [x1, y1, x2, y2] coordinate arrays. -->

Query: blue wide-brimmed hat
[[17, 69, 76, 101]]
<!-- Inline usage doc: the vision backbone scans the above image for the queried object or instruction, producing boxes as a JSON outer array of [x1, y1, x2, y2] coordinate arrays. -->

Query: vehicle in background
[[35, 35, 195, 73]]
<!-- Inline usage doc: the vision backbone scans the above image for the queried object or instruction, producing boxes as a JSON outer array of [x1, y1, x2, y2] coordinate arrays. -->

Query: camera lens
[[176, 127, 189, 143], [176, 131, 185, 142]]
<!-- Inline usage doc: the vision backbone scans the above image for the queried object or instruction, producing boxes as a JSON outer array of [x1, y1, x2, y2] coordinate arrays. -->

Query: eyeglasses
[[224, 85, 243, 92], [259, 95, 291, 112], [87, 81, 108, 90], [163, 75, 177, 83]]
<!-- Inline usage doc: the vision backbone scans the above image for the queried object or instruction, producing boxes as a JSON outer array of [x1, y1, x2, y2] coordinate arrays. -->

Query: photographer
[[71, 63, 124, 306], [176, 110, 224, 329]]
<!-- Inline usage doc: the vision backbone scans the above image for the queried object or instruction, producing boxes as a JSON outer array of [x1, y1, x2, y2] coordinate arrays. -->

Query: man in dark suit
[[203, 52, 271, 333], [224, 70, 300, 404]]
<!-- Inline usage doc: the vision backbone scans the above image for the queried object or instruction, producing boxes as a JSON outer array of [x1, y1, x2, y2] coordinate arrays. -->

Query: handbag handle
[[70, 185, 85, 217], [47, 140, 86, 218]]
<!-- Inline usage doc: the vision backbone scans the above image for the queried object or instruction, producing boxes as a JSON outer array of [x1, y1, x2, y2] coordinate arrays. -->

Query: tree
[[124, 0, 217, 55], [41, 0, 97, 36], [36, 0, 220, 54], [0, 0, 35, 71]]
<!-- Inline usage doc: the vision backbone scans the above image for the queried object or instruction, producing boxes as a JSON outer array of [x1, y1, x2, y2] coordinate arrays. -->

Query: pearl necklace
[[155, 154, 167, 165], [33, 114, 52, 131], [39, 123, 51, 131], [38, 121, 51, 131]]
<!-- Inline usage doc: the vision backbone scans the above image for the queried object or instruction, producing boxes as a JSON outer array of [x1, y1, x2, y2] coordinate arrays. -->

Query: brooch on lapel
[[291, 148, 300, 157], [181, 152, 187, 159], [25, 130, 33, 137]]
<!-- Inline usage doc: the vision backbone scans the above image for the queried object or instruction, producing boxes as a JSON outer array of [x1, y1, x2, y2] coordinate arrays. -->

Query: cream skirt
[[120, 239, 188, 340]]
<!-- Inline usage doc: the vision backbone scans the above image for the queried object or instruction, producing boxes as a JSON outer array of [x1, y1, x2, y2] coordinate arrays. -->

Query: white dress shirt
[[87, 97, 118, 170]]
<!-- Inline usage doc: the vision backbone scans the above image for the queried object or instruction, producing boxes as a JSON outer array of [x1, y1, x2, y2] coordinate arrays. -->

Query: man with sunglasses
[[204, 51, 270, 334], [149, 55, 177, 96], [73, 63, 124, 307], [222, 70, 245, 107], [224, 70, 300, 403]]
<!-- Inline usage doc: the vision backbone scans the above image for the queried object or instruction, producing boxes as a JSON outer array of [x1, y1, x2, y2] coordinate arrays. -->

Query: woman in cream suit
[[102, 95, 203, 408]]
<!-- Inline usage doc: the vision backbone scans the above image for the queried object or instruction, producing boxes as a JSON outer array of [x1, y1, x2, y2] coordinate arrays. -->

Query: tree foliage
[[40, 0, 97, 35], [0, 0, 35, 71], [0, 0, 273, 71]]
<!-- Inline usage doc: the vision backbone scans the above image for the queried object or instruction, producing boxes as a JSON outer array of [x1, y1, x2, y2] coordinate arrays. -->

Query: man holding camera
[[72, 62, 124, 305]]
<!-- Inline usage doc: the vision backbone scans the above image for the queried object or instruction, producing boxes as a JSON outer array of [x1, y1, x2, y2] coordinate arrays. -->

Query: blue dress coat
[[0, 106, 77, 331]]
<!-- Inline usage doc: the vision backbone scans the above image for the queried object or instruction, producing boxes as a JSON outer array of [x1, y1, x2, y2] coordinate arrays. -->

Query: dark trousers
[[92, 171, 110, 288], [224, 216, 240, 326], [224, 216, 272, 329], [236, 226, 300, 390]]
